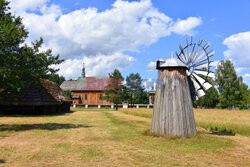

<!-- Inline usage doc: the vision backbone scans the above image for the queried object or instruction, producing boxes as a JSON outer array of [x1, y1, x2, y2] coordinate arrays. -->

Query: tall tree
[[47, 74, 65, 85], [236, 77, 249, 109], [216, 60, 248, 109], [125, 73, 148, 105], [0, 0, 63, 92], [103, 69, 124, 110]]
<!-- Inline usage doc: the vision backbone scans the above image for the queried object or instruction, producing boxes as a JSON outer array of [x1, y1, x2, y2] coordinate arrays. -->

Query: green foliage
[[47, 74, 65, 85], [193, 87, 219, 108], [103, 69, 124, 110], [124, 73, 149, 105], [0, 0, 63, 92], [216, 60, 249, 109], [65, 90, 72, 99]]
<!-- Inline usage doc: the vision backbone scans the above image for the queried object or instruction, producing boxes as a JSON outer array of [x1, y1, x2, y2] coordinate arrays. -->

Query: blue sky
[[10, 0, 250, 86]]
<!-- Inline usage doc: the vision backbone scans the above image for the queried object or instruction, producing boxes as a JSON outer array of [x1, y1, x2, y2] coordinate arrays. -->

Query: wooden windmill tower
[[151, 37, 217, 137]]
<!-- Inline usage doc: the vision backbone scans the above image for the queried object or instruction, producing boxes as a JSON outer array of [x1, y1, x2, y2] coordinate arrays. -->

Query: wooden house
[[60, 76, 112, 105], [0, 78, 71, 114]]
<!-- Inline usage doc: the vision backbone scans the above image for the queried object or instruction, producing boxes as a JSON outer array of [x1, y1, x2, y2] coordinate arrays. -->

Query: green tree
[[103, 69, 124, 110], [125, 73, 148, 105], [236, 77, 248, 109], [47, 74, 65, 85], [193, 87, 219, 108], [216, 60, 248, 109], [65, 90, 72, 99], [192, 71, 219, 108], [0, 0, 63, 92]]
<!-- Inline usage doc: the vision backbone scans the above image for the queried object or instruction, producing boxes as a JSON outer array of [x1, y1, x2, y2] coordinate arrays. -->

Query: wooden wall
[[72, 91, 112, 105], [151, 68, 196, 137]]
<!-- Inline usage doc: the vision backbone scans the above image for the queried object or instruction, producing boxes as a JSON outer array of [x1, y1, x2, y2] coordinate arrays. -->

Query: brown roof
[[40, 78, 71, 102], [0, 78, 71, 106]]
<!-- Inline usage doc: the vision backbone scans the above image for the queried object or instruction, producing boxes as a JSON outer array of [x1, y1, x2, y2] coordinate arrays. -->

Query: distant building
[[60, 77, 112, 105], [60, 63, 112, 105], [0, 78, 71, 113]]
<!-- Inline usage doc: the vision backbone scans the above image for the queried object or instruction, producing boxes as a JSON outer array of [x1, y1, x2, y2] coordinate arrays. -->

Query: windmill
[[176, 37, 218, 101], [151, 37, 217, 137]]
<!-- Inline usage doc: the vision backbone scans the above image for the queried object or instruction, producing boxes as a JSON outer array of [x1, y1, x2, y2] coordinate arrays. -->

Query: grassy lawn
[[120, 108, 250, 137], [0, 108, 249, 166]]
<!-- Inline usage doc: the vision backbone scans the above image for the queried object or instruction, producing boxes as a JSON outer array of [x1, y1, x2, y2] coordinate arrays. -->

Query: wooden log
[[151, 68, 196, 137]]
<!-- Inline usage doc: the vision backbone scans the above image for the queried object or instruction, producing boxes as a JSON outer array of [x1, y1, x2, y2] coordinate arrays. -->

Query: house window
[[85, 94, 88, 100], [99, 94, 103, 100]]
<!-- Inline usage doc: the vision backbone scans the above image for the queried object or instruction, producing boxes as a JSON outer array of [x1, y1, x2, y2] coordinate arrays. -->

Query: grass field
[[0, 108, 249, 166], [120, 108, 250, 137]]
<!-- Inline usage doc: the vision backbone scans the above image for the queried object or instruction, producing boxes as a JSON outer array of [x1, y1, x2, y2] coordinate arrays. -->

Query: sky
[[10, 0, 250, 86]]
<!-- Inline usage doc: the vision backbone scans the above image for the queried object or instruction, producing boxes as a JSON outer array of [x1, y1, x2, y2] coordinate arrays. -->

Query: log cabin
[[60, 76, 113, 105]]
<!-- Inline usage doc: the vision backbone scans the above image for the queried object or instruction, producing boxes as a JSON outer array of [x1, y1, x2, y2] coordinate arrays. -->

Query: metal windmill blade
[[176, 37, 217, 101]]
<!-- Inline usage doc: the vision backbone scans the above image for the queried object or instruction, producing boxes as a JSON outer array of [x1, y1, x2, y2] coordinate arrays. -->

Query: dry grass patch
[[0, 108, 249, 166], [119, 108, 250, 137]]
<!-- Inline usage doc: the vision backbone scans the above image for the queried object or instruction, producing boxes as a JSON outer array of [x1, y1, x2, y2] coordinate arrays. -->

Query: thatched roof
[[0, 78, 71, 106], [60, 77, 109, 91]]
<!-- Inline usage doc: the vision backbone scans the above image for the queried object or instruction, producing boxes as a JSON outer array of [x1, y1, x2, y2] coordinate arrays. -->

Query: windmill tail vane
[[176, 37, 218, 101]]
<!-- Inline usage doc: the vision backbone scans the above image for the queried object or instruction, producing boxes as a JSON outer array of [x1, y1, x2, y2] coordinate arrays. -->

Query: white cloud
[[57, 53, 135, 79], [243, 74, 250, 86], [235, 67, 243, 73], [11, 0, 49, 13], [56, 59, 83, 79], [169, 17, 202, 35], [243, 74, 250, 78], [10, 0, 202, 78], [82, 53, 136, 76], [146, 61, 156, 72], [223, 31, 250, 68]]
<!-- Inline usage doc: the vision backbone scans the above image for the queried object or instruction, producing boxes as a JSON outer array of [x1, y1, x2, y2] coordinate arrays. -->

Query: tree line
[[104, 60, 249, 110], [193, 60, 249, 109], [103, 69, 149, 110]]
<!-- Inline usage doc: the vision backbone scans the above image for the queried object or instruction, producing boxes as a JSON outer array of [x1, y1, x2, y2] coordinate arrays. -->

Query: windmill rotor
[[176, 37, 217, 101]]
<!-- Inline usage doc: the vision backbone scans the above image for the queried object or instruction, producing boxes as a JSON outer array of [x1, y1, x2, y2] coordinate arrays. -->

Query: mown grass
[[0, 108, 249, 166], [119, 108, 250, 137]]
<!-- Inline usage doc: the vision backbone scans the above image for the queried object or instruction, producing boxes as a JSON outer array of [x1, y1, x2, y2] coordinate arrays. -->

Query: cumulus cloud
[[244, 74, 250, 78], [169, 17, 202, 35], [146, 61, 156, 72], [83, 53, 136, 76], [10, 0, 49, 13], [57, 53, 136, 79], [10, 0, 202, 78], [223, 31, 250, 68], [243, 74, 250, 86]]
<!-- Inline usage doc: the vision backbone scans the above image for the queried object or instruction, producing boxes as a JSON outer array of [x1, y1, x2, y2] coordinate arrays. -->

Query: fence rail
[[73, 104, 154, 109]]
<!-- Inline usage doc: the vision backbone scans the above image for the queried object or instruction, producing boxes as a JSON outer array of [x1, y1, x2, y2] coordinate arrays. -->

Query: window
[[99, 94, 103, 100], [85, 94, 88, 100]]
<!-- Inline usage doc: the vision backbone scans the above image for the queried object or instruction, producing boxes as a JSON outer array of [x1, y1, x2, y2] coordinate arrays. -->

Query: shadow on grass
[[0, 123, 92, 132], [0, 110, 75, 117], [0, 160, 5, 163], [210, 131, 235, 136]]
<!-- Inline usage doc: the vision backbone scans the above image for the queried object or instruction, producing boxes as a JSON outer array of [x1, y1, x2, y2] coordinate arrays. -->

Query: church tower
[[82, 61, 86, 78]]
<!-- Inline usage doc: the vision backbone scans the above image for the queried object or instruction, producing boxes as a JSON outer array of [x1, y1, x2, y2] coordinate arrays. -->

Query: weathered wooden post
[[151, 57, 196, 137], [150, 38, 217, 137]]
